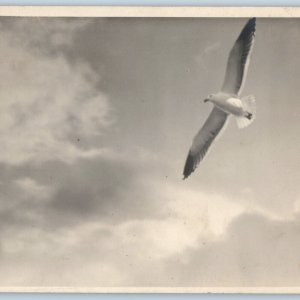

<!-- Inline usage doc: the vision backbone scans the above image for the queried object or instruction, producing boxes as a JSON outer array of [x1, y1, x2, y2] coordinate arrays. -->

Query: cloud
[[14, 177, 54, 201], [162, 212, 300, 287], [0, 18, 91, 51], [0, 172, 247, 287], [0, 133, 296, 288], [2, 191, 300, 288], [0, 151, 167, 235], [0, 143, 299, 288], [0, 18, 111, 165]]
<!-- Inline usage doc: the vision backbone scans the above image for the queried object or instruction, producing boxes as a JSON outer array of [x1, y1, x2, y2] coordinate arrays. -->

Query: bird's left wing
[[222, 18, 256, 96], [183, 107, 228, 179]]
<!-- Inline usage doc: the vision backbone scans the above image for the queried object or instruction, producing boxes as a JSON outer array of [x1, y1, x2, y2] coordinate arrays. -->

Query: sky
[[0, 16, 300, 288]]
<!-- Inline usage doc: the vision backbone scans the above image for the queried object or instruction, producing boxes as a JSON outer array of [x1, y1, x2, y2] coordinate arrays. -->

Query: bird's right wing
[[222, 18, 256, 96], [183, 107, 228, 179]]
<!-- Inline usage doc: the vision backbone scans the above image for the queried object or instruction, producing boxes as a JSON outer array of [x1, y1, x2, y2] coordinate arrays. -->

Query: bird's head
[[204, 94, 214, 103]]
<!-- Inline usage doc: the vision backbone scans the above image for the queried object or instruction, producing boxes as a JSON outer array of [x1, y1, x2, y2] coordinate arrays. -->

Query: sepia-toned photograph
[[0, 7, 300, 292]]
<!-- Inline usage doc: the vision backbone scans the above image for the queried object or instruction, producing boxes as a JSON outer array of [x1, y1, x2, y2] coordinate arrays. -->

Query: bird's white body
[[209, 93, 244, 116]]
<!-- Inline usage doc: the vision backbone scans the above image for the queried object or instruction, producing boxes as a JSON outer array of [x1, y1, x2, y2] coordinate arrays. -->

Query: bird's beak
[[204, 98, 209, 103]]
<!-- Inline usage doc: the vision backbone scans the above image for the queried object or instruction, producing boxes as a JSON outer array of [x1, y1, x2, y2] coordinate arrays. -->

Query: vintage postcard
[[0, 6, 300, 293]]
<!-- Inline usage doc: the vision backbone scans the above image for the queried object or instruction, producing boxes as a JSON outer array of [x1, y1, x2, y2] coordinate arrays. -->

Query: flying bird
[[183, 18, 257, 179]]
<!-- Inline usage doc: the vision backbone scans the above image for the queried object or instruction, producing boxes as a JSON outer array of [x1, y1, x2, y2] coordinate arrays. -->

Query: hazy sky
[[0, 17, 300, 288]]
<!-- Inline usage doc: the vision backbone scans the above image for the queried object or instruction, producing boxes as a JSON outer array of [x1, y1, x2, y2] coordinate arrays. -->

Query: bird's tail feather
[[236, 95, 256, 129]]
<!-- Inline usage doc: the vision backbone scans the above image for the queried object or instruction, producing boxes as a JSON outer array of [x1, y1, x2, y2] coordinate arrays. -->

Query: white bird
[[183, 18, 256, 179]]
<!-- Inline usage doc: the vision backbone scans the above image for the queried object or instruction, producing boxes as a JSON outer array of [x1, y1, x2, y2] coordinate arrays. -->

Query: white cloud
[[0, 19, 111, 165], [1, 169, 300, 288], [0, 177, 247, 286], [14, 177, 54, 201], [163, 212, 300, 287]]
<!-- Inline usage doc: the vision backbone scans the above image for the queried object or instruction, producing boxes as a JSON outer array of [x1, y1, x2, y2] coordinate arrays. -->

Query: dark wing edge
[[183, 107, 228, 179], [222, 17, 256, 95]]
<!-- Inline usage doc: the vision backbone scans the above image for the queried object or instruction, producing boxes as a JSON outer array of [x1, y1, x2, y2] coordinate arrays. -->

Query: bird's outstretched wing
[[183, 107, 228, 179], [222, 18, 256, 96]]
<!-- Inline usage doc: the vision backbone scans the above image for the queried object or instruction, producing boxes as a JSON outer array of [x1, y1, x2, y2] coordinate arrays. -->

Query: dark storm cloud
[[0, 153, 168, 234], [46, 157, 167, 226]]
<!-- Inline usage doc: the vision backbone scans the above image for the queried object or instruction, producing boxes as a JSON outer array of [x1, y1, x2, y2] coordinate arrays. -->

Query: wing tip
[[182, 173, 190, 180], [239, 17, 256, 40], [247, 17, 256, 27], [183, 152, 195, 180], [249, 17, 256, 31]]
